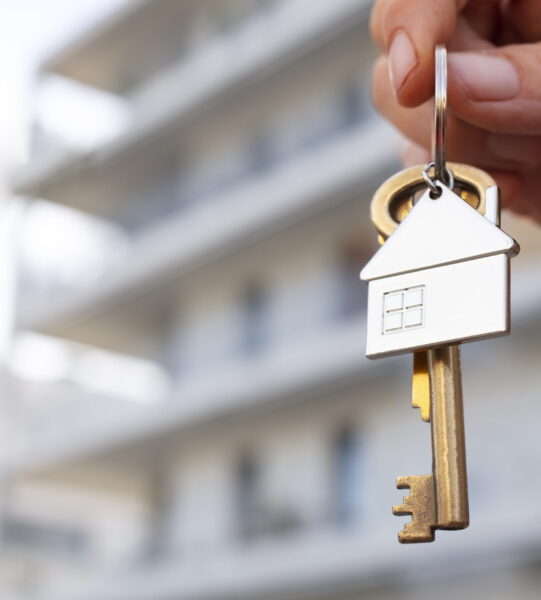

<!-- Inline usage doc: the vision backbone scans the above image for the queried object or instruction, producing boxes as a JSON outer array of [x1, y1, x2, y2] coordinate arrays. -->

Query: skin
[[370, 0, 541, 223]]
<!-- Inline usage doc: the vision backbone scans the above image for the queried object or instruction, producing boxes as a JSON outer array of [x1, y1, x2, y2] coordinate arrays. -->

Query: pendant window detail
[[383, 286, 425, 334]]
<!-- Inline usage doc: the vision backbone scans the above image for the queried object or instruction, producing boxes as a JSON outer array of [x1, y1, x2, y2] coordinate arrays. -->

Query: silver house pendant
[[360, 182, 519, 359]]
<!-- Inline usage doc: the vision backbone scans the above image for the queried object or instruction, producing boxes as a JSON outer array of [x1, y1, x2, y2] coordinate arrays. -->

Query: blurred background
[[1, 1, 541, 599]]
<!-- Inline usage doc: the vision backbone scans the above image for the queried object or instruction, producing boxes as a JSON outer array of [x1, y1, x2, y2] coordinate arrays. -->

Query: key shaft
[[428, 345, 469, 529]]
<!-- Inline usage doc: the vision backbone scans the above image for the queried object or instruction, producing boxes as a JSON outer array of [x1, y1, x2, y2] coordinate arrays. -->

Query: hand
[[370, 0, 541, 223]]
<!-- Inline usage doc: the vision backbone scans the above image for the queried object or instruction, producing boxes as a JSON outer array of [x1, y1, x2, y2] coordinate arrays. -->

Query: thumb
[[447, 44, 541, 134], [370, 0, 468, 106]]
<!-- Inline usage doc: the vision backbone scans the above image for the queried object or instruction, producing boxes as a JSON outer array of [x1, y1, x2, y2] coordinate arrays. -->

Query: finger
[[396, 138, 539, 221], [370, 0, 468, 106], [372, 63, 487, 164], [485, 169, 524, 213], [462, 0, 500, 41], [447, 42, 541, 134], [519, 170, 541, 222], [401, 142, 430, 166], [499, 169, 541, 224], [504, 0, 541, 43], [372, 56, 541, 169], [399, 146, 538, 222], [398, 146, 536, 222], [447, 14, 494, 51]]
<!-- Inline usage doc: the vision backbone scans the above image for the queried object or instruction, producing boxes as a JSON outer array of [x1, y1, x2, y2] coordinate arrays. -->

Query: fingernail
[[388, 31, 418, 96], [449, 53, 520, 101]]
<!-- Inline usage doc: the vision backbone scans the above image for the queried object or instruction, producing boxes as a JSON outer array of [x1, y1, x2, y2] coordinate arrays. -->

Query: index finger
[[370, 0, 468, 106]]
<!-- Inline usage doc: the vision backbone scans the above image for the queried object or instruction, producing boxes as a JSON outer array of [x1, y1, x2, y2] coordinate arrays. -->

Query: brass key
[[394, 345, 468, 542], [370, 163, 498, 542]]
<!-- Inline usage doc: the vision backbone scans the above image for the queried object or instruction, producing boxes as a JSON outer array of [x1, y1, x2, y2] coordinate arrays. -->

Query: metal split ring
[[424, 44, 454, 195], [433, 44, 447, 183], [423, 161, 454, 196]]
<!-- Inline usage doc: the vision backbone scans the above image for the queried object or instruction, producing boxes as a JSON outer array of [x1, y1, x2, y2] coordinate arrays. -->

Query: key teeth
[[396, 476, 412, 490], [392, 504, 412, 517], [393, 475, 436, 543], [398, 528, 435, 544]]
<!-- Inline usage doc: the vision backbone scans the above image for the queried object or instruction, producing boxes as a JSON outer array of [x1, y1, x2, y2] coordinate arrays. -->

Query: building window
[[331, 426, 360, 525], [1, 518, 87, 555], [383, 286, 425, 334], [255, 0, 278, 14], [234, 452, 260, 541], [337, 244, 369, 320], [240, 283, 268, 356], [338, 82, 364, 129], [142, 469, 174, 562], [246, 133, 275, 174], [233, 451, 302, 542], [214, 2, 248, 35]]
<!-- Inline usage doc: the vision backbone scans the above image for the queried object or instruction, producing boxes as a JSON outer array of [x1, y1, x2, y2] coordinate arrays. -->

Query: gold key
[[370, 162, 498, 543], [393, 346, 468, 541]]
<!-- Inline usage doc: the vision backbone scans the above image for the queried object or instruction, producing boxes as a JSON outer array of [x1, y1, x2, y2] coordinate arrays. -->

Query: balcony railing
[[31, 510, 541, 600], [6, 254, 541, 475], [1, 311, 381, 476], [12, 0, 373, 201], [17, 119, 395, 333]]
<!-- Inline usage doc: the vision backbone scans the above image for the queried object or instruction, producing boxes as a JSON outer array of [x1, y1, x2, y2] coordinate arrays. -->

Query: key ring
[[424, 45, 450, 195], [433, 45, 447, 183], [423, 161, 454, 195]]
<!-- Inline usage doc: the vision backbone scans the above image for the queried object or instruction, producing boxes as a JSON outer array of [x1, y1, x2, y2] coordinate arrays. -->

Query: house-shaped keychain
[[360, 185, 519, 359]]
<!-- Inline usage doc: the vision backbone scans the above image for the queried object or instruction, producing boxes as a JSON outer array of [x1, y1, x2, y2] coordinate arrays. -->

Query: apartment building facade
[[4, 1, 541, 599]]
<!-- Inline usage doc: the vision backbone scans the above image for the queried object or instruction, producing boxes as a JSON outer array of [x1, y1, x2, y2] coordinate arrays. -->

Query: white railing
[[2, 315, 380, 474], [32, 511, 541, 600], [12, 0, 373, 199], [6, 250, 541, 476], [17, 121, 396, 332]]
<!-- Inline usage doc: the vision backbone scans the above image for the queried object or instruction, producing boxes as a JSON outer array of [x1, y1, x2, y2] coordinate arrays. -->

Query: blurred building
[[4, 1, 541, 599]]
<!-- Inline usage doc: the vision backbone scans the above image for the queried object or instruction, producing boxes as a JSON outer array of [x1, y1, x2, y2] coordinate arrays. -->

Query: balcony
[[12, 0, 373, 201], [17, 120, 397, 335], [27, 512, 541, 600], [3, 308, 389, 476], [6, 248, 541, 478]]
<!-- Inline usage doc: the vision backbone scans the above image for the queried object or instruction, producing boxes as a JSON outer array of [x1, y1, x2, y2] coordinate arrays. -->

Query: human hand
[[370, 0, 541, 222]]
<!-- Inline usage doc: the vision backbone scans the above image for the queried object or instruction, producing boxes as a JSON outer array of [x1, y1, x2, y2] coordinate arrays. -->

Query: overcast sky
[[0, 0, 131, 173]]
